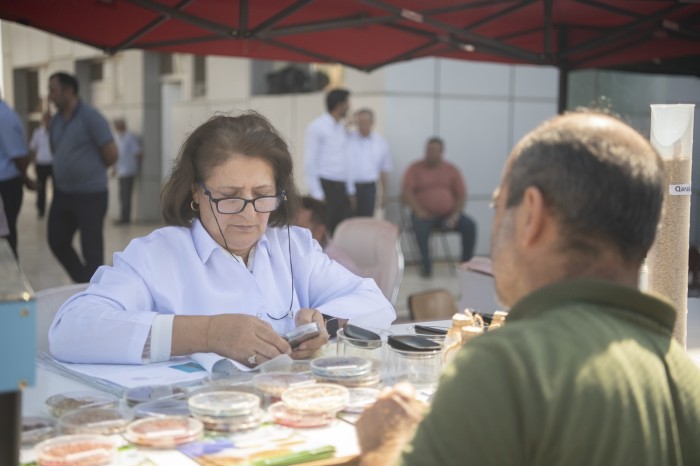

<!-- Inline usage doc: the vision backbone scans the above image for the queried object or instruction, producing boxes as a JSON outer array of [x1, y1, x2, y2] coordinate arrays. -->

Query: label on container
[[669, 183, 691, 195]]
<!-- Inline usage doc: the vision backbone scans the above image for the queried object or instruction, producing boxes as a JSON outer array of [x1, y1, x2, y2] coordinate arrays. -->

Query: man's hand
[[291, 308, 329, 359], [23, 176, 38, 191], [356, 383, 427, 465], [444, 212, 460, 229]]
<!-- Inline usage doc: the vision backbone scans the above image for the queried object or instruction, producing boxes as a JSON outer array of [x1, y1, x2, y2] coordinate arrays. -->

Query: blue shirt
[[50, 101, 114, 193], [0, 100, 28, 181], [49, 220, 396, 364]]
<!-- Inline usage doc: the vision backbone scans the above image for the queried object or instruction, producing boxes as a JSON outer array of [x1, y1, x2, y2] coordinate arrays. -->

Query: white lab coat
[[49, 220, 395, 364]]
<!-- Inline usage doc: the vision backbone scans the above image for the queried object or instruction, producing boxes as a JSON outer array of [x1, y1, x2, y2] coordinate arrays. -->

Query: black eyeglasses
[[200, 183, 285, 215]]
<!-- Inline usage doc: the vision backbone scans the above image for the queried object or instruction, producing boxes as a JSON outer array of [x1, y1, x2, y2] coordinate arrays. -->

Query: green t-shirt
[[400, 280, 700, 466]]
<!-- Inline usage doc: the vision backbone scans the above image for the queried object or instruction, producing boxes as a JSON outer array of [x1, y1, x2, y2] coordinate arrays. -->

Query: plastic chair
[[332, 217, 404, 306], [407, 288, 459, 321], [397, 202, 459, 268], [35, 283, 88, 355]]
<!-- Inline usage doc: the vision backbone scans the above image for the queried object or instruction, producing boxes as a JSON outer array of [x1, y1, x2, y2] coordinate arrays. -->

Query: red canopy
[[2, 0, 699, 74]]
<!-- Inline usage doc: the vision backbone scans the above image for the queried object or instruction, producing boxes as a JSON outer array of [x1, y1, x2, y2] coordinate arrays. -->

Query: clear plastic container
[[45, 391, 120, 418], [133, 399, 191, 418], [268, 402, 336, 428], [335, 328, 389, 365], [310, 356, 372, 379], [34, 434, 119, 466], [194, 407, 265, 432], [281, 383, 349, 415], [125, 416, 203, 448], [386, 347, 443, 389], [123, 384, 187, 407], [252, 372, 316, 398], [21, 416, 56, 445], [188, 390, 260, 418], [59, 408, 133, 435]]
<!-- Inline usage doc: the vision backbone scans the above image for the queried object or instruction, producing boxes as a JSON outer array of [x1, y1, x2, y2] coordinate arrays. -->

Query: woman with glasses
[[49, 113, 395, 370]]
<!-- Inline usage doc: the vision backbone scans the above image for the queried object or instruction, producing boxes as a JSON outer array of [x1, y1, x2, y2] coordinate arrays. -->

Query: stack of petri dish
[[269, 383, 349, 428], [310, 356, 381, 388], [45, 391, 120, 418], [125, 416, 203, 448], [59, 408, 133, 435], [34, 434, 119, 466], [252, 372, 315, 406], [133, 399, 191, 419], [187, 390, 264, 433]]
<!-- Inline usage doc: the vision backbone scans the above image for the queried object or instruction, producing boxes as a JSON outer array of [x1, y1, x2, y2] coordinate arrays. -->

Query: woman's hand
[[291, 308, 329, 359], [205, 314, 291, 367]]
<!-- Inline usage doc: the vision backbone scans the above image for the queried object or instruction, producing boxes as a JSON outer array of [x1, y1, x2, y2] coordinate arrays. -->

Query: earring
[[190, 200, 199, 211]]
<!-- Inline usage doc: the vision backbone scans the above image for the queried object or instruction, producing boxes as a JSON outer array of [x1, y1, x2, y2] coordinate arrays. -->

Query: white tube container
[[647, 104, 695, 347]]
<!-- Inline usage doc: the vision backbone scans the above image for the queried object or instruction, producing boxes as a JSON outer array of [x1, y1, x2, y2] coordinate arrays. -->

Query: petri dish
[[281, 383, 349, 415], [133, 399, 191, 418], [123, 384, 187, 407], [45, 391, 119, 418], [252, 372, 316, 398], [260, 359, 311, 374], [21, 416, 56, 445], [193, 407, 265, 433], [59, 408, 133, 435], [344, 388, 380, 413], [314, 368, 382, 388], [188, 390, 260, 418], [204, 371, 256, 387], [310, 356, 372, 379], [268, 402, 336, 428], [35, 434, 119, 466], [125, 416, 203, 448]]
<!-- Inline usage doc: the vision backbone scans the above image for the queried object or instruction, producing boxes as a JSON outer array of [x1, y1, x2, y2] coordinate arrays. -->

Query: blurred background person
[[112, 118, 143, 225], [304, 88, 354, 235], [348, 108, 392, 217], [402, 137, 476, 278], [47, 71, 117, 282], [0, 92, 35, 258], [29, 111, 53, 219]]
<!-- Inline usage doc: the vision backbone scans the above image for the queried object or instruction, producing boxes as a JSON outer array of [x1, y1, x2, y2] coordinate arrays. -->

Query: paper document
[[37, 353, 208, 396]]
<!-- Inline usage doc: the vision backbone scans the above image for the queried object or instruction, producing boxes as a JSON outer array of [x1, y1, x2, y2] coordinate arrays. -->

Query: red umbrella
[[2, 0, 699, 74]]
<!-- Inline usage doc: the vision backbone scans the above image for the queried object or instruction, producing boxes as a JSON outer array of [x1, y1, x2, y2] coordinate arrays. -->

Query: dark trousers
[[355, 182, 376, 217], [118, 175, 135, 223], [320, 178, 352, 236], [0, 176, 23, 258], [48, 189, 108, 283], [35, 164, 52, 217], [411, 213, 476, 275]]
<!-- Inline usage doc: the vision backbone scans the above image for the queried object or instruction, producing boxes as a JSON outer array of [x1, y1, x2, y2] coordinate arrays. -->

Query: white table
[[20, 321, 445, 465]]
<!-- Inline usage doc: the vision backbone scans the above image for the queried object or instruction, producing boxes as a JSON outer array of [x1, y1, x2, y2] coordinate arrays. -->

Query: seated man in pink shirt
[[402, 137, 476, 278], [295, 196, 361, 276]]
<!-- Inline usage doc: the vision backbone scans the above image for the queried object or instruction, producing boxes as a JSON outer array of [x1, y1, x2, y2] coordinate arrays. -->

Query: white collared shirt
[[49, 220, 395, 366], [304, 113, 354, 199], [347, 130, 392, 183]]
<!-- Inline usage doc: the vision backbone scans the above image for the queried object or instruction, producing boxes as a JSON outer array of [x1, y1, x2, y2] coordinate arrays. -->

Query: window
[[193, 55, 206, 97], [160, 53, 174, 75], [90, 61, 104, 81]]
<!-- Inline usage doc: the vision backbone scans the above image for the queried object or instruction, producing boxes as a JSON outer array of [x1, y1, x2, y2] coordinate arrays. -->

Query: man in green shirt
[[357, 112, 700, 466]]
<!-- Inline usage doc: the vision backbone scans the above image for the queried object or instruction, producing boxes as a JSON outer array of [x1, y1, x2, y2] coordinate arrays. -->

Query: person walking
[[112, 118, 142, 225], [47, 72, 117, 282], [29, 111, 53, 218], [0, 94, 35, 258]]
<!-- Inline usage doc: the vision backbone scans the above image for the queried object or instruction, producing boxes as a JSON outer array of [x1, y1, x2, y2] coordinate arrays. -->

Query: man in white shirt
[[112, 118, 143, 225], [348, 108, 392, 217], [304, 88, 354, 235], [29, 111, 53, 218]]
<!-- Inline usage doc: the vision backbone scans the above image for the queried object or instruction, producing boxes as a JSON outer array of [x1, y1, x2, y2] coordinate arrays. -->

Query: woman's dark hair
[[161, 112, 300, 227]]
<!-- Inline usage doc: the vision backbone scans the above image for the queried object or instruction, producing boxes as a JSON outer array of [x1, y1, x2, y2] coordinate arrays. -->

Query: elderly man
[[357, 112, 700, 466]]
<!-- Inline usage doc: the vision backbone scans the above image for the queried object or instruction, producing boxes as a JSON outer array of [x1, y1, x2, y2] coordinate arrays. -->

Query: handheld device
[[284, 322, 321, 349]]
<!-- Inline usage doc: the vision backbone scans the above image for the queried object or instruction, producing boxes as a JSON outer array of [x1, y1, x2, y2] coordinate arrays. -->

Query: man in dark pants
[[47, 72, 117, 283], [304, 88, 354, 235], [0, 95, 35, 258], [402, 137, 476, 277]]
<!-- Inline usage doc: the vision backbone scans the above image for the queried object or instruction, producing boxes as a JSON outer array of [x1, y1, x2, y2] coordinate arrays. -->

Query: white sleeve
[[304, 123, 325, 200], [145, 314, 174, 363]]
